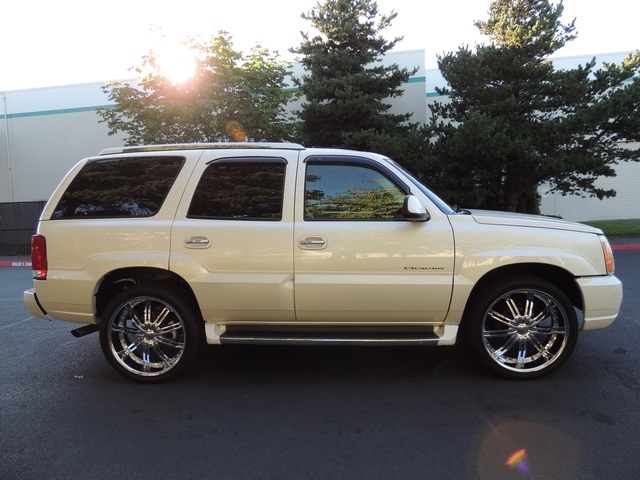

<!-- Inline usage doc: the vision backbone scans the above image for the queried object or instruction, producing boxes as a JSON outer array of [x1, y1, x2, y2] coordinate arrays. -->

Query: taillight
[[31, 234, 47, 280]]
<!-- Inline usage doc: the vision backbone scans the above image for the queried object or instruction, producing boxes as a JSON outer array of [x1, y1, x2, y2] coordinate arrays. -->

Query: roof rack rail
[[99, 142, 305, 156]]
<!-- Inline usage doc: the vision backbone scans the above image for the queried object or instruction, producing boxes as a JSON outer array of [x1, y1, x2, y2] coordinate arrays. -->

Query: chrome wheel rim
[[107, 296, 185, 377], [481, 289, 569, 373]]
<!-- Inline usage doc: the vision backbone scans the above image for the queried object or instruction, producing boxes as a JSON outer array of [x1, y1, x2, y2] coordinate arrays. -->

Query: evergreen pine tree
[[292, 0, 418, 153], [426, 0, 639, 213]]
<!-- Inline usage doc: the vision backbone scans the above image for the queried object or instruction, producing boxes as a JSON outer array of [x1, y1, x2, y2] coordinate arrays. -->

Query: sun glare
[[156, 42, 196, 84]]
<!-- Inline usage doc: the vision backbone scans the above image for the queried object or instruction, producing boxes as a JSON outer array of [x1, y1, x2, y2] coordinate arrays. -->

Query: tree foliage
[[292, 0, 420, 155], [97, 33, 297, 145], [306, 178, 405, 219], [425, 0, 640, 213]]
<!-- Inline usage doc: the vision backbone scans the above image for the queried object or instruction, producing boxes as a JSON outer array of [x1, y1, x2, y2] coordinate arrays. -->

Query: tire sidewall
[[99, 282, 202, 383], [464, 275, 578, 379]]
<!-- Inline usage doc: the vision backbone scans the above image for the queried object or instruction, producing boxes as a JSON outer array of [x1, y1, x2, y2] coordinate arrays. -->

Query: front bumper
[[576, 275, 623, 330]]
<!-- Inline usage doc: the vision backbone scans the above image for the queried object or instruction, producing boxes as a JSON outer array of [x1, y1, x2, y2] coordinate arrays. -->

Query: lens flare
[[505, 449, 530, 473], [225, 121, 248, 142]]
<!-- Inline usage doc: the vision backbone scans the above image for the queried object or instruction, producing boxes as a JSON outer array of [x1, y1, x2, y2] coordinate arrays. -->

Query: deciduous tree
[[98, 33, 297, 145]]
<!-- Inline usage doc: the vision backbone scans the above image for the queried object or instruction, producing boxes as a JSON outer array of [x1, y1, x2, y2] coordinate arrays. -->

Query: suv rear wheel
[[99, 283, 202, 382], [465, 276, 578, 379]]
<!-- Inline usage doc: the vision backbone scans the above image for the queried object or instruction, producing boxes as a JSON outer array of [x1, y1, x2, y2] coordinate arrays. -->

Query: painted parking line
[[0, 261, 32, 267]]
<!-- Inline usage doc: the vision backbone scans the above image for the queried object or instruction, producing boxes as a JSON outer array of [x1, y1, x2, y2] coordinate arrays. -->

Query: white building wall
[[379, 50, 427, 125], [0, 97, 10, 200], [588, 152, 640, 220], [539, 156, 640, 222], [1, 83, 125, 203], [539, 187, 590, 221], [8, 111, 117, 202]]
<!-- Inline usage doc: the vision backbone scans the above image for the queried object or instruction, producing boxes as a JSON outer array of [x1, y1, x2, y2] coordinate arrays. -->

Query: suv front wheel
[[465, 276, 578, 379], [99, 283, 202, 382]]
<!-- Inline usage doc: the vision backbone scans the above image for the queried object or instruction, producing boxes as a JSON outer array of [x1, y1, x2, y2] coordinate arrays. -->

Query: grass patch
[[584, 221, 640, 237]]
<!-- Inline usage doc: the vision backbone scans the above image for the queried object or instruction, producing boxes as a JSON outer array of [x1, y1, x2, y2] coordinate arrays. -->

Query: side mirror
[[402, 195, 430, 222]]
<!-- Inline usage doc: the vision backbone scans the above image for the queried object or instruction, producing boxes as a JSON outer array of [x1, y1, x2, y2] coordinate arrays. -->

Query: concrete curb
[[611, 244, 640, 251], [0, 260, 31, 268]]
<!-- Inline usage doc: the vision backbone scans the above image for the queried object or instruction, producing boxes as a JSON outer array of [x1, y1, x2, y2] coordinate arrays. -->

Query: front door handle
[[299, 236, 327, 250]]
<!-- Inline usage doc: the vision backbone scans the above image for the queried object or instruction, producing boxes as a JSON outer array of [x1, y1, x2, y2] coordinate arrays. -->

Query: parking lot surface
[[1, 249, 639, 479]]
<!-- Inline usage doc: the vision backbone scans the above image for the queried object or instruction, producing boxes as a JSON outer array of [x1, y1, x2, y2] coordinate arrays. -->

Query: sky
[[1, 0, 638, 91]]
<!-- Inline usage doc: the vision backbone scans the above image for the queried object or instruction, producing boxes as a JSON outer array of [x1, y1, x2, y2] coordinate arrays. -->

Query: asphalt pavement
[[2, 250, 640, 479]]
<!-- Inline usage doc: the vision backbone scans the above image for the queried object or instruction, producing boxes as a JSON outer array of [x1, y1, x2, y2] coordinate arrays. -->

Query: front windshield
[[383, 158, 455, 215]]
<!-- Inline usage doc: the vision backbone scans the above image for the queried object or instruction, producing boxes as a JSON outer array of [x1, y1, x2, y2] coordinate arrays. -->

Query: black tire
[[99, 283, 203, 383], [464, 275, 578, 379]]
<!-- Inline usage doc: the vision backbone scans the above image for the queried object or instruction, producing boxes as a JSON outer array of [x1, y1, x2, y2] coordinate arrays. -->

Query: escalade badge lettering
[[404, 266, 445, 270]]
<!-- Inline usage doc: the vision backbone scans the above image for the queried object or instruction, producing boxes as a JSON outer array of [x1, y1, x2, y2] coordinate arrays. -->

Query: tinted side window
[[305, 163, 406, 220], [188, 160, 286, 220], [53, 156, 185, 218]]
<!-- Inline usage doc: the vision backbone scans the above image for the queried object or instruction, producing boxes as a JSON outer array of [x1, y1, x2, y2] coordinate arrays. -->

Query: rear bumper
[[23, 288, 49, 320], [576, 275, 623, 330]]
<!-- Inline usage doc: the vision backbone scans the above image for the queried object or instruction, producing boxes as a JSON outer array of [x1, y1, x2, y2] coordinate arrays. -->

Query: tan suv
[[24, 143, 623, 382]]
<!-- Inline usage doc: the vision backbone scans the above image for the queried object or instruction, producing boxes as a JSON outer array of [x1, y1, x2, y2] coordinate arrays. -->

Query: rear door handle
[[184, 235, 211, 249], [299, 236, 327, 250]]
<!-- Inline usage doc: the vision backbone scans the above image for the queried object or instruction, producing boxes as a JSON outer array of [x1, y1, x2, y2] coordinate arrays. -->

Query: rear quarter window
[[52, 156, 185, 218]]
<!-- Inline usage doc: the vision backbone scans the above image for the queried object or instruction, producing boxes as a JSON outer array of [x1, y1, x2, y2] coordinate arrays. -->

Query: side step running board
[[71, 324, 99, 338], [217, 325, 459, 347]]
